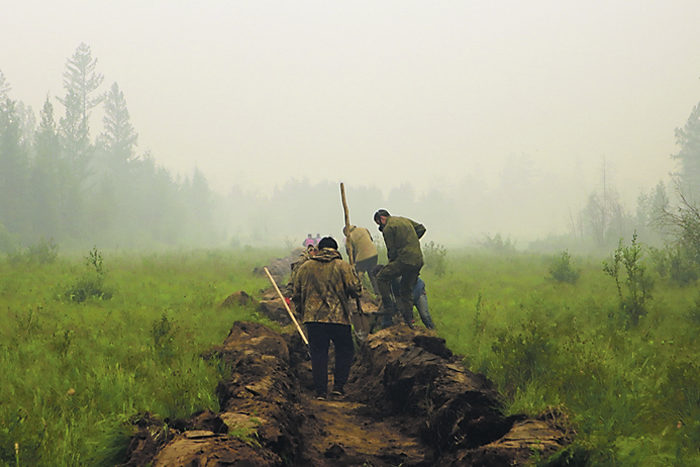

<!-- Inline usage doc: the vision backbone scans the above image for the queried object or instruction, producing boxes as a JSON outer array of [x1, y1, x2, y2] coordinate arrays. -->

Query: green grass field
[[427, 250, 700, 466], [0, 248, 284, 466], [1, 246, 699, 466]]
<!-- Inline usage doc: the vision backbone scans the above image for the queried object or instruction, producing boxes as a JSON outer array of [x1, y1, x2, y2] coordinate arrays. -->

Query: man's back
[[293, 248, 361, 325], [346, 225, 378, 262], [382, 216, 426, 266]]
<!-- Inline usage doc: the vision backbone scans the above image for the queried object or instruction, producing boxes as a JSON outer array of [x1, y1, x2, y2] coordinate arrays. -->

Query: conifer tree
[[0, 98, 30, 235], [185, 167, 215, 243], [101, 82, 138, 177], [15, 101, 36, 152], [91, 82, 139, 240], [0, 69, 9, 101], [30, 96, 63, 238], [672, 101, 700, 197], [57, 43, 104, 233]]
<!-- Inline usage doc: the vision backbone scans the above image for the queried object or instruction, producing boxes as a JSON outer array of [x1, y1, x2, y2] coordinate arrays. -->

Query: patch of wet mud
[[122, 320, 572, 466]]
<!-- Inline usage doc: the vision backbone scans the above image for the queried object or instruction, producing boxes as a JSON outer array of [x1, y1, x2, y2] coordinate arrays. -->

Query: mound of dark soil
[[121, 321, 573, 467], [252, 249, 304, 287]]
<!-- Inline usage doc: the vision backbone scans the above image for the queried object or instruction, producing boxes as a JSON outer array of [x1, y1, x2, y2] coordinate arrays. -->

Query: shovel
[[340, 182, 370, 340], [264, 267, 309, 346]]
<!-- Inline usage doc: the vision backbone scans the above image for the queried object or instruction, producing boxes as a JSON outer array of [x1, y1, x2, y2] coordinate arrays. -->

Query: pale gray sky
[[2, 0, 700, 207]]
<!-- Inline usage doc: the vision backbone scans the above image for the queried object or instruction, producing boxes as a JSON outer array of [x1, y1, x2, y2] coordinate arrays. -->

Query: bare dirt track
[[120, 316, 574, 467]]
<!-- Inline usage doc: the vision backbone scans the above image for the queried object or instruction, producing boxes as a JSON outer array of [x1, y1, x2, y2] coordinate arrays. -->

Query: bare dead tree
[[652, 180, 700, 257]]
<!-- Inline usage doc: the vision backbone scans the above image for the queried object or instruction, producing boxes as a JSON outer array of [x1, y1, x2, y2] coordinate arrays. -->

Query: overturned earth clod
[[122, 321, 572, 466]]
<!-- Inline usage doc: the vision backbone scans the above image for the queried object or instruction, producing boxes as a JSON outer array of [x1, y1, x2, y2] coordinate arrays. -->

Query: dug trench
[[120, 288, 575, 467]]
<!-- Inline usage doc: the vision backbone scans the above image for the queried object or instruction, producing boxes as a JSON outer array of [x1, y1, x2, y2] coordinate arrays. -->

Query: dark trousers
[[305, 322, 355, 396], [376, 260, 421, 320], [355, 255, 379, 294]]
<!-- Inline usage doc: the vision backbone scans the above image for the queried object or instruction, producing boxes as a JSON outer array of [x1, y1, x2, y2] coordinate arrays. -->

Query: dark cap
[[317, 236, 338, 250], [373, 209, 390, 223]]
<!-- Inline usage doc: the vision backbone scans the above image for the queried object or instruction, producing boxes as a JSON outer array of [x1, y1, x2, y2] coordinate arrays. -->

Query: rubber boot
[[402, 312, 414, 329]]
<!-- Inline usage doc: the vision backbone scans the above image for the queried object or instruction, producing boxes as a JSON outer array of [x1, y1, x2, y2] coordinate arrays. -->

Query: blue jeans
[[381, 278, 435, 329], [414, 289, 434, 329]]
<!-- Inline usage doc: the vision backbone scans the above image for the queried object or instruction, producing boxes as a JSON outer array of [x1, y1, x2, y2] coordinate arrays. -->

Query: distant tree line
[[220, 96, 700, 254], [0, 43, 217, 251], [2, 43, 699, 254]]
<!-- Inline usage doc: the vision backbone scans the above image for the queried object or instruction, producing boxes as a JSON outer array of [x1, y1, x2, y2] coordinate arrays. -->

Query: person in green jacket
[[373, 209, 426, 329]]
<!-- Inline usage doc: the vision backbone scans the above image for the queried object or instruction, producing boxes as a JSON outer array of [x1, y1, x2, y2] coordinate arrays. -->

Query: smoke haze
[[2, 1, 700, 247]]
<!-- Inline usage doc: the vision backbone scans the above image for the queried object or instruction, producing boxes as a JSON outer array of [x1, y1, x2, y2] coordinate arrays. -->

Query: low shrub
[[64, 247, 113, 302], [668, 244, 699, 286], [7, 237, 59, 265], [649, 243, 700, 287], [478, 232, 516, 254], [547, 250, 581, 284], [64, 273, 113, 302], [423, 241, 448, 276], [603, 233, 653, 326]]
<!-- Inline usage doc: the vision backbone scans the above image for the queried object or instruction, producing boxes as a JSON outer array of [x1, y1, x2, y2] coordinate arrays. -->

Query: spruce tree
[[672, 101, 700, 197], [57, 43, 104, 234], [101, 82, 137, 177], [0, 98, 30, 236], [30, 96, 63, 238], [0, 69, 10, 101], [92, 82, 139, 241]]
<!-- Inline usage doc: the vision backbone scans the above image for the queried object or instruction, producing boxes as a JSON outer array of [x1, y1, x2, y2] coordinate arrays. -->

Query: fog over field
[[2, 1, 700, 248]]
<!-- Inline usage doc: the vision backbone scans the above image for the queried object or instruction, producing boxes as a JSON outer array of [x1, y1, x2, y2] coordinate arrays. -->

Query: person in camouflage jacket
[[373, 209, 426, 329], [292, 236, 362, 399], [283, 244, 318, 298]]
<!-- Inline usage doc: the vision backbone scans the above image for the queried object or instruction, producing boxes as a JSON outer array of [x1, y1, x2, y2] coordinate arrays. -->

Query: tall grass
[[0, 248, 281, 466], [426, 249, 700, 466], [3, 245, 699, 466]]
